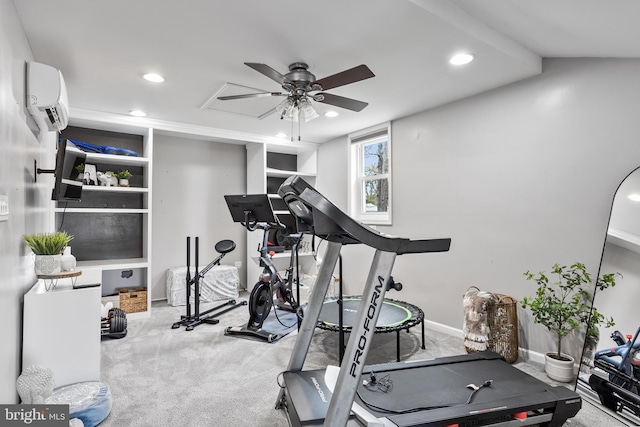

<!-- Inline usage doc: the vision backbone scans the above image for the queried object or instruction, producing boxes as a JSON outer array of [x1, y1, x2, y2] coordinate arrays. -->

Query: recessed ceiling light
[[276, 132, 287, 138], [129, 110, 146, 117], [450, 53, 475, 66], [324, 111, 339, 118], [143, 73, 164, 83], [628, 194, 640, 202]]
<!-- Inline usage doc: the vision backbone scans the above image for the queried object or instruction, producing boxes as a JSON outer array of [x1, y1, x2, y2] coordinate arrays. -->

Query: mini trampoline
[[317, 296, 425, 362]]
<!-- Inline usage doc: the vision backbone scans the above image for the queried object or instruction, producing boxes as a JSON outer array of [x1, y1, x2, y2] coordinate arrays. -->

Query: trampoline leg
[[421, 318, 425, 350], [396, 331, 400, 362]]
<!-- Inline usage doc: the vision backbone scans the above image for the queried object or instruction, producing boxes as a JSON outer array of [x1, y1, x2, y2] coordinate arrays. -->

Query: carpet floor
[[98, 296, 630, 426]]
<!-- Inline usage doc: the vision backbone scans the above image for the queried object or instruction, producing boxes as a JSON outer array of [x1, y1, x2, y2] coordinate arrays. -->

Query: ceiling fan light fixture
[[450, 53, 475, 66], [298, 97, 318, 121], [276, 97, 296, 119]]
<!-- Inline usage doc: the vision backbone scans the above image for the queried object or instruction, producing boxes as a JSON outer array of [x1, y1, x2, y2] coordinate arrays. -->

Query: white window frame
[[348, 122, 392, 225]]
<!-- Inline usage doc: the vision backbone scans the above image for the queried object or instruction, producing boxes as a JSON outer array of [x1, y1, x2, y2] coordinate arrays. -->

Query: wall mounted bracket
[[34, 159, 54, 183]]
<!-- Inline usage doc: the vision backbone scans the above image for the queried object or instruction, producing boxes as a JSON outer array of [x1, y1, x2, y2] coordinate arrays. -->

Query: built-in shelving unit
[[245, 141, 318, 290], [54, 124, 153, 319]]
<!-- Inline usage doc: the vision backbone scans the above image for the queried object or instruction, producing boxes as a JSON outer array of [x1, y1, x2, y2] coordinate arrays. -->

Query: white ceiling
[[13, 0, 640, 145]]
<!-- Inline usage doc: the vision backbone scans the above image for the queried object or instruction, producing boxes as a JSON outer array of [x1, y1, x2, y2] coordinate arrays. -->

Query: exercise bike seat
[[278, 175, 451, 255]]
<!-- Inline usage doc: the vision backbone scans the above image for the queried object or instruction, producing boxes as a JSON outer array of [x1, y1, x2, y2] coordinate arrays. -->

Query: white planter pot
[[34, 255, 62, 275], [118, 178, 129, 187], [545, 352, 575, 382]]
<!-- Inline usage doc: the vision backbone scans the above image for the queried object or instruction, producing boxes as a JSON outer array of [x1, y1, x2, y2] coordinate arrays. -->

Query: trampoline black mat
[[317, 296, 423, 333]]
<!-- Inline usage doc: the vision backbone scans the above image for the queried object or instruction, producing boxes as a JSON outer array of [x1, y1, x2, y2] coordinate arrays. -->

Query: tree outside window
[[363, 140, 388, 213], [349, 123, 391, 224]]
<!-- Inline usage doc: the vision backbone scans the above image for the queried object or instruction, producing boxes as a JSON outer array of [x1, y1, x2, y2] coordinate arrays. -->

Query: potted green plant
[[75, 163, 84, 181], [116, 169, 132, 187], [24, 231, 73, 275], [521, 262, 618, 382]]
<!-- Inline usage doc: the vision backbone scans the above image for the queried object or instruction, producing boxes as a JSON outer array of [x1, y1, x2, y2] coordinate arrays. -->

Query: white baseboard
[[517, 348, 546, 365], [424, 319, 546, 365], [423, 319, 464, 338]]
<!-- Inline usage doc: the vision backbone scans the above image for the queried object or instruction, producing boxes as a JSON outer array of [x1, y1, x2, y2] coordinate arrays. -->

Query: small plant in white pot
[[521, 262, 617, 382], [116, 169, 132, 187], [23, 231, 73, 275]]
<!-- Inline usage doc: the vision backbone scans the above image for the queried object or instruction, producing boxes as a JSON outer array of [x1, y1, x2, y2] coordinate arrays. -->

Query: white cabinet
[[245, 142, 318, 290], [54, 122, 153, 318], [23, 281, 101, 388]]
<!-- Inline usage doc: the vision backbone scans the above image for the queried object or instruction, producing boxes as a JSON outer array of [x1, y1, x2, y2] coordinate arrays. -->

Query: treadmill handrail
[[280, 176, 451, 255]]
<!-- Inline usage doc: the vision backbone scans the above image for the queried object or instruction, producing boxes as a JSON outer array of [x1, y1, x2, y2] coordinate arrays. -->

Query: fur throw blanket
[[463, 288, 497, 352]]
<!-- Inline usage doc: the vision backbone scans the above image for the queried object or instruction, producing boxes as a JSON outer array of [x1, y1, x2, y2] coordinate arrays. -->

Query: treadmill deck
[[282, 352, 581, 427]]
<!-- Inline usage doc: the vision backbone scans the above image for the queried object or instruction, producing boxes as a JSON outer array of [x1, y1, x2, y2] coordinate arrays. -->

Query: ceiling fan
[[218, 62, 375, 121]]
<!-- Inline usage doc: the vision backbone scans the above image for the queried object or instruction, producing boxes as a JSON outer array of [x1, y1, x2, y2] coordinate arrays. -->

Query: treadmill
[[274, 176, 582, 427]]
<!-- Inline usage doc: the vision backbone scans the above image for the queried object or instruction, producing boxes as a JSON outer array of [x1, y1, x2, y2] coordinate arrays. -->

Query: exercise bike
[[224, 194, 302, 343], [588, 326, 640, 416]]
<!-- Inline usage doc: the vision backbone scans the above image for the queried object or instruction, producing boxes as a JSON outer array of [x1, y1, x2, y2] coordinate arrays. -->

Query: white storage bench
[[166, 265, 239, 306]]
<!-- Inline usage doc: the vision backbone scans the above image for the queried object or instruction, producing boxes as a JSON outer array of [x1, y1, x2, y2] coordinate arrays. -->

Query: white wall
[[318, 58, 640, 362], [0, 1, 54, 402], [151, 135, 247, 300]]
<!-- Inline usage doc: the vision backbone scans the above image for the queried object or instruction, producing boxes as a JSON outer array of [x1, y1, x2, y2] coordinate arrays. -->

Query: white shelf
[[271, 251, 315, 259], [54, 208, 149, 214], [76, 258, 149, 270], [266, 168, 296, 178], [266, 168, 317, 178], [82, 186, 148, 194], [85, 152, 149, 167]]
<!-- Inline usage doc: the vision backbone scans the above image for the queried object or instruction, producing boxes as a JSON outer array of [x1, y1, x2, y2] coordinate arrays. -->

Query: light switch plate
[[0, 194, 8, 222]]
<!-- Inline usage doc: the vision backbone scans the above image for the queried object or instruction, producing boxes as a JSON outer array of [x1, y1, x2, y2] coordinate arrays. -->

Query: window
[[348, 122, 392, 225]]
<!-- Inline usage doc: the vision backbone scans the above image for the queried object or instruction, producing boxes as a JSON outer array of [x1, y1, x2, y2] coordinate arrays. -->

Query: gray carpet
[[99, 296, 629, 426]]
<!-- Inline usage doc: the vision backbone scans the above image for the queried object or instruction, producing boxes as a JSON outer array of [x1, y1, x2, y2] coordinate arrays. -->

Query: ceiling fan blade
[[245, 62, 286, 85], [217, 92, 284, 101], [258, 107, 277, 120], [316, 93, 368, 112], [313, 64, 375, 91]]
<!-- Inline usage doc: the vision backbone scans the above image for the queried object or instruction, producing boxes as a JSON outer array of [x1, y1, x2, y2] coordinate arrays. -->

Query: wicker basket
[[486, 294, 519, 363], [118, 287, 147, 314]]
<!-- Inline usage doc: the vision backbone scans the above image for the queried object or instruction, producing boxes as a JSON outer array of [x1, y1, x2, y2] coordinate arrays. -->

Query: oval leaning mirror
[[578, 166, 640, 424]]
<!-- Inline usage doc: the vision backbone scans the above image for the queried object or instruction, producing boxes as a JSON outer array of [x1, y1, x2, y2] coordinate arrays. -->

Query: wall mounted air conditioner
[[26, 61, 69, 132]]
